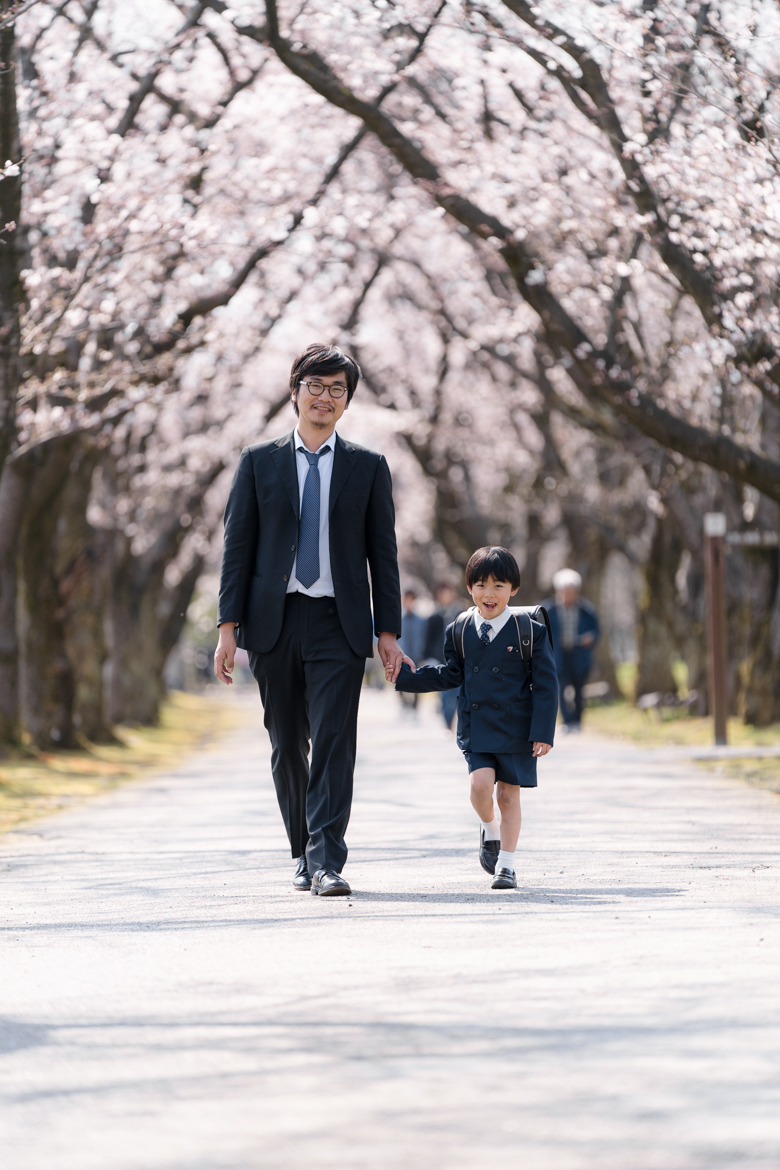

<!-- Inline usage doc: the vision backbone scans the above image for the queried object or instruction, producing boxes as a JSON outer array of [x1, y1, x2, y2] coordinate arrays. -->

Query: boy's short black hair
[[465, 546, 521, 590], [289, 344, 361, 416]]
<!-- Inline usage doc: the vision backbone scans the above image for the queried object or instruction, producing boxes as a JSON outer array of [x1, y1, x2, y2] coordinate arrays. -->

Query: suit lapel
[[329, 433, 358, 515], [270, 431, 299, 517]]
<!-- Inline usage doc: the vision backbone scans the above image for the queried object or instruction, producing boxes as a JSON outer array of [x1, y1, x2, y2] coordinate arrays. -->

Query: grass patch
[[701, 757, 780, 794], [583, 701, 780, 748], [0, 690, 237, 836]]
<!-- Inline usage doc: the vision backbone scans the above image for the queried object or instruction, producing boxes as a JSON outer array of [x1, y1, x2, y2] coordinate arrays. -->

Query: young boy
[[391, 547, 557, 889]]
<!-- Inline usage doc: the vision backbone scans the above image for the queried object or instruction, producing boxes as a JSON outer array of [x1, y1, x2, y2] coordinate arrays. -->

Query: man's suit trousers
[[248, 593, 364, 874]]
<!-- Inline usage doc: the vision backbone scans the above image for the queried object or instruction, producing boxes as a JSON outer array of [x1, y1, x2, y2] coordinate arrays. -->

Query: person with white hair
[[544, 569, 600, 733]]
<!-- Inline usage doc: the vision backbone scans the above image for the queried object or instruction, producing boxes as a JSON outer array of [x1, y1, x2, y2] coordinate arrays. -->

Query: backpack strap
[[452, 608, 474, 666], [533, 604, 554, 651], [512, 610, 534, 690]]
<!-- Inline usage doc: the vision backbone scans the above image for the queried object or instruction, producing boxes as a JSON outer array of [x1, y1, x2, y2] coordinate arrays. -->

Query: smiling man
[[214, 344, 408, 896]]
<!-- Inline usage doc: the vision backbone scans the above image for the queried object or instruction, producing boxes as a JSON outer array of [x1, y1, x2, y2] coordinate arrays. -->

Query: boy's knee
[[496, 783, 518, 806], [469, 770, 493, 798]]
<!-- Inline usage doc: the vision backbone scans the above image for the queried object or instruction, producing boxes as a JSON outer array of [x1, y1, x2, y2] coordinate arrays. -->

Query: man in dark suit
[[213, 344, 408, 897]]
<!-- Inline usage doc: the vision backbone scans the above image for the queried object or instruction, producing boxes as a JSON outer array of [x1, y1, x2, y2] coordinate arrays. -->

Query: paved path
[[1, 690, 780, 1170]]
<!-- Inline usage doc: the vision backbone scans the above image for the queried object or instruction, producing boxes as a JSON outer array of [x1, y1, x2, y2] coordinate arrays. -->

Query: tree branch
[[261, 0, 780, 505]]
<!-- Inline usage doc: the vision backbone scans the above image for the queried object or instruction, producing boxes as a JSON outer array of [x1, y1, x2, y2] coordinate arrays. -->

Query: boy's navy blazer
[[217, 431, 402, 658], [396, 609, 558, 753]]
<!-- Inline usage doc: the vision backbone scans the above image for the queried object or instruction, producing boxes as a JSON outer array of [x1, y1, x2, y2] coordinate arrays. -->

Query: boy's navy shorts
[[463, 751, 537, 788]]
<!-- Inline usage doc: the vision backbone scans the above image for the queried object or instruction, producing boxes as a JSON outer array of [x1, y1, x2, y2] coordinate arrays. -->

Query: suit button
[[492, 667, 499, 673], [471, 702, 479, 710], [291, 544, 296, 551], [283, 575, 288, 581], [473, 666, 479, 673], [493, 704, 499, 710]]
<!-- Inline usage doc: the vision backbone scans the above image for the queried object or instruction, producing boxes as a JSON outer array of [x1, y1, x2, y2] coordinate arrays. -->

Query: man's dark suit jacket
[[217, 431, 402, 658]]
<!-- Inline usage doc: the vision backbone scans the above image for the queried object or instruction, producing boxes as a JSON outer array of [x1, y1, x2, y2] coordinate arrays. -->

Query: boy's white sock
[[480, 817, 500, 841], [497, 849, 515, 872]]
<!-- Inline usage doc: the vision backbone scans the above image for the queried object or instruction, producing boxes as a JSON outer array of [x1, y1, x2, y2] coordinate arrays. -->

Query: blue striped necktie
[[296, 448, 326, 588]]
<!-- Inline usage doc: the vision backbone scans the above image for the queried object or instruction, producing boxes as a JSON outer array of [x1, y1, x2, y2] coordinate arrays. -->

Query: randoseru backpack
[[451, 606, 554, 692]]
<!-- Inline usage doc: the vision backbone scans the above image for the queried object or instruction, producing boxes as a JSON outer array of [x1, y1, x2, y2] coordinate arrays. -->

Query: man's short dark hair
[[465, 546, 521, 590], [289, 344, 361, 416]]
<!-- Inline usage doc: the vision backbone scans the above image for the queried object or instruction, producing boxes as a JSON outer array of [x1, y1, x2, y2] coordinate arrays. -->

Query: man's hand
[[214, 623, 237, 685], [533, 742, 552, 757], [378, 632, 415, 683]]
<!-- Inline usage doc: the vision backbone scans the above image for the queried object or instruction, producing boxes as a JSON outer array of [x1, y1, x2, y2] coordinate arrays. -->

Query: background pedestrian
[[544, 569, 600, 733], [424, 582, 465, 730], [398, 589, 427, 713]]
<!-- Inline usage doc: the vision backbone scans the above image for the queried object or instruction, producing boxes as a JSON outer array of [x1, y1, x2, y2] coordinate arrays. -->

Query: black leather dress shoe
[[311, 868, 352, 897], [479, 829, 501, 875], [293, 856, 312, 891], [491, 867, 517, 890]]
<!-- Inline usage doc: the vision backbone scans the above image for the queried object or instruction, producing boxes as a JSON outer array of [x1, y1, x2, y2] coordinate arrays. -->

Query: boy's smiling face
[[467, 575, 518, 620]]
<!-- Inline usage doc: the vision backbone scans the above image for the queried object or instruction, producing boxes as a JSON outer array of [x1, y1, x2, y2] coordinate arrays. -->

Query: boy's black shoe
[[293, 856, 312, 890], [479, 829, 501, 875], [491, 868, 517, 890]]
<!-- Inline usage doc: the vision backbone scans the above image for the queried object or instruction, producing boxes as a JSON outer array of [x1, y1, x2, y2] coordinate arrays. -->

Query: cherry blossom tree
[[247, 0, 780, 717]]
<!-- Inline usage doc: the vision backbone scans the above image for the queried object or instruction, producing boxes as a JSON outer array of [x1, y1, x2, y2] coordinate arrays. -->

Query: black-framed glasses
[[299, 379, 348, 399]]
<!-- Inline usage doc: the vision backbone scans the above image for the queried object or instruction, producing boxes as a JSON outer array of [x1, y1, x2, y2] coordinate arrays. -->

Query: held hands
[[533, 742, 552, 757], [378, 632, 415, 683], [214, 623, 237, 685]]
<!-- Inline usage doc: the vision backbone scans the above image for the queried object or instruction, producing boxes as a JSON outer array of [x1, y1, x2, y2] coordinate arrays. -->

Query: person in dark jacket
[[392, 546, 557, 890], [544, 568, 600, 733], [398, 589, 427, 713], [423, 582, 464, 729]]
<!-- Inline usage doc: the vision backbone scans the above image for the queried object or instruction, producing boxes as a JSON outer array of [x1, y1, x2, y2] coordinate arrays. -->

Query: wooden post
[[704, 513, 728, 746]]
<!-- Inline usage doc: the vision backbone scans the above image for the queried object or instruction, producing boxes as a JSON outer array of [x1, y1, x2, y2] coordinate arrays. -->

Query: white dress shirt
[[471, 605, 516, 642], [287, 427, 336, 598]]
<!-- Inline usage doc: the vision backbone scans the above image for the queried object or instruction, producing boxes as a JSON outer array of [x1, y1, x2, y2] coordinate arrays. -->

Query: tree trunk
[[0, 2, 21, 474], [738, 407, 780, 724], [562, 516, 621, 696], [106, 542, 205, 726], [54, 444, 115, 742], [104, 460, 223, 725], [635, 515, 680, 698], [17, 436, 81, 748], [521, 509, 545, 600], [0, 457, 28, 743], [737, 549, 780, 725]]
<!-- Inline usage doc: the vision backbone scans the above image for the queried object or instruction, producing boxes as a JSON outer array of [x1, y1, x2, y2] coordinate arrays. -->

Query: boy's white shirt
[[469, 605, 521, 642]]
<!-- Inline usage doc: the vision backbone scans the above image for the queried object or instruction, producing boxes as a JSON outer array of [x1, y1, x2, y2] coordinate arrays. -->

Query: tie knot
[[301, 448, 322, 467]]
